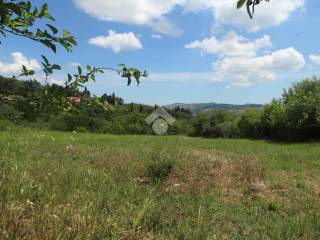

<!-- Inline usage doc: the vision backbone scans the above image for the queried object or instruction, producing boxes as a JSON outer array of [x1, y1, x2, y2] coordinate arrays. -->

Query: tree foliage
[[238, 109, 262, 139], [2, 75, 320, 142], [262, 78, 320, 141], [0, 0, 147, 114]]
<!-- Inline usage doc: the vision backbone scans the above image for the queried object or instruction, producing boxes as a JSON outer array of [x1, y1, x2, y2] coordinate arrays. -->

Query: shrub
[[146, 160, 173, 184], [48, 116, 68, 131], [0, 104, 21, 123], [146, 151, 174, 184]]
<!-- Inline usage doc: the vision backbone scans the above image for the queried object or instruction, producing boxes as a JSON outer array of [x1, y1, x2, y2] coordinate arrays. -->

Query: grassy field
[[1, 127, 320, 239]]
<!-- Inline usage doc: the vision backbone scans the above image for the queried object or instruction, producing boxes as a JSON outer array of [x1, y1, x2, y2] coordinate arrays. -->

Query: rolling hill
[[166, 102, 263, 114]]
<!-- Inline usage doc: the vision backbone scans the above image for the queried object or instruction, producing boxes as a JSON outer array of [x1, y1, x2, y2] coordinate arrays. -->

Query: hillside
[[166, 102, 263, 114]]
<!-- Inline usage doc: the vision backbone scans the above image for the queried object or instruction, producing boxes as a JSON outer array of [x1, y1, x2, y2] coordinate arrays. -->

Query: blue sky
[[1, 0, 320, 105]]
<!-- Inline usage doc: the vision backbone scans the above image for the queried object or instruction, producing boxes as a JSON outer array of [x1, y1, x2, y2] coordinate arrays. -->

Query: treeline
[[0, 76, 193, 135], [191, 77, 320, 142], [1, 76, 320, 142], [244, 78, 320, 141]]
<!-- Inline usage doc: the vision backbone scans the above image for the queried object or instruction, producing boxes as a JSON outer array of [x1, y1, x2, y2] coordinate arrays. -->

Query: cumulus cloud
[[73, 0, 175, 25], [208, 0, 305, 32], [73, 0, 182, 36], [187, 32, 305, 87], [309, 55, 320, 65], [149, 17, 182, 37], [88, 30, 143, 53], [73, 0, 304, 35], [213, 48, 305, 87], [0, 52, 40, 77], [186, 31, 272, 58]]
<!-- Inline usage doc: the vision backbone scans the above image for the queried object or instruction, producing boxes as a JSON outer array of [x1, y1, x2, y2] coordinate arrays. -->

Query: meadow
[[1, 126, 320, 239]]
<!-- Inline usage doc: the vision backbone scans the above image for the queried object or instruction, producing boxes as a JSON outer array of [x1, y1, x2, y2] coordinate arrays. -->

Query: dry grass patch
[[161, 149, 267, 202]]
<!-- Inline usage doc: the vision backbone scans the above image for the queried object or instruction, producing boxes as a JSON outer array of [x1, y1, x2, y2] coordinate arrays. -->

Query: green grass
[[1, 128, 320, 239]]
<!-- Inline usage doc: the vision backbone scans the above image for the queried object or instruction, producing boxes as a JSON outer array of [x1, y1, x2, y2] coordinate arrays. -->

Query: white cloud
[[0, 52, 40, 77], [88, 30, 143, 53], [73, 0, 176, 25], [151, 34, 163, 39], [208, 0, 305, 32], [187, 32, 305, 87], [181, 0, 209, 12], [73, 0, 182, 36], [74, 0, 305, 35], [309, 55, 320, 65], [186, 31, 272, 58], [149, 17, 182, 37], [213, 47, 305, 87], [49, 77, 65, 86]]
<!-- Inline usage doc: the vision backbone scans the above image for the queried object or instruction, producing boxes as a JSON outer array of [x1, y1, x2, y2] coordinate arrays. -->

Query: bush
[[146, 161, 173, 184], [0, 104, 21, 123], [48, 116, 68, 131], [146, 150, 174, 184], [87, 117, 105, 133], [193, 110, 239, 138]]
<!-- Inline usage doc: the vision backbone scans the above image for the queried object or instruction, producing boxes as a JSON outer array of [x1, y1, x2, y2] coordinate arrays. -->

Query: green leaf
[[127, 76, 132, 86], [51, 64, 61, 70], [41, 55, 49, 65], [68, 74, 72, 82], [237, 0, 247, 9], [5, 3, 23, 16], [40, 40, 56, 53], [46, 24, 58, 34], [39, 4, 49, 18], [67, 37, 77, 46]]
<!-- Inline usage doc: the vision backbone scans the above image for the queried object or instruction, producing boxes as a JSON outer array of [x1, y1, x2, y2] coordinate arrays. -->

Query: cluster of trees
[[1, 76, 320, 142], [192, 110, 239, 138], [240, 78, 320, 141], [0, 76, 151, 133], [194, 77, 320, 142], [0, 76, 196, 135]]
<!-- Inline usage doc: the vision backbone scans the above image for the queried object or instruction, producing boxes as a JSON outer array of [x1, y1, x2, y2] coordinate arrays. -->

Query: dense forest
[[1, 75, 320, 142]]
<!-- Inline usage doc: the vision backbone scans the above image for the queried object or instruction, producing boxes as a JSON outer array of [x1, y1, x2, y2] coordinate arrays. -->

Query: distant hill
[[166, 102, 263, 114]]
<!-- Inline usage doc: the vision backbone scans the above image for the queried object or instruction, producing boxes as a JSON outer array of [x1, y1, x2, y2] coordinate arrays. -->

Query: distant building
[[67, 97, 81, 103], [0, 95, 19, 102]]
